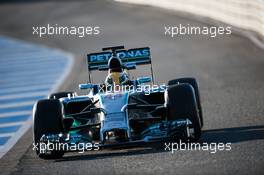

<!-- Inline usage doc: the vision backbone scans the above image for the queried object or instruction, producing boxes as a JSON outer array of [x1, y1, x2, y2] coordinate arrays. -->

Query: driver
[[105, 56, 130, 86]]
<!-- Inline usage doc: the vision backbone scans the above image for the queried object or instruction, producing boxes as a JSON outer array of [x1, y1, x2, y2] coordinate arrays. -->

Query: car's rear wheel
[[165, 84, 201, 141], [168, 77, 203, 128], [48, 91, 74, 100], [33, 99, 64, 159]]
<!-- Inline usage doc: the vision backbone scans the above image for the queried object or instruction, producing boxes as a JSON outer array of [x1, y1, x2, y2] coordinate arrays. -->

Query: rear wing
[[86, 46, 154, 83], [87, 47, 151, 71]]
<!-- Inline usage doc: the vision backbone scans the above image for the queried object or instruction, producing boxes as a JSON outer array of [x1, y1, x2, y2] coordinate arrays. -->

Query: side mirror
[[79, 83, 94, 90], [137, 76, 152, 84]]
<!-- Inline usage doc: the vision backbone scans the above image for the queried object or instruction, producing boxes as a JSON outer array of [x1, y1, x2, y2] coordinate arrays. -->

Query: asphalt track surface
[[0, 0, 264, 174]]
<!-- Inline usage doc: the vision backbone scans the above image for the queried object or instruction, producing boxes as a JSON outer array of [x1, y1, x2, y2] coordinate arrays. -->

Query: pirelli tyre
[[168, 77, 203, 128], [165, 83, 201, 141], [48, 91, 74, 100], [33, 99, 64, 159]]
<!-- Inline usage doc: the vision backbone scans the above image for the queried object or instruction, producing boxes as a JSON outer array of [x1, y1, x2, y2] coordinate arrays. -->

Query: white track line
[[0, 84, 50, 94], [0, 73, 61, 83], [0, 36, 74, 159], [0, 57, 65, 66], [0, 118, 32, 158], [0, 67, 61, 76], [0, 111, 32, 118], [0, 133, 14, 137], [0, 91, 49, 101], [0, 101, 36, 109], [0, 80, 55, 89], [0, 122, 25, 128]]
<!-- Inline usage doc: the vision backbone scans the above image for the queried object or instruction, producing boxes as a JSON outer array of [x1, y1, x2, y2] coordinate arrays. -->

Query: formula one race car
[[33, 46, 203, 159]]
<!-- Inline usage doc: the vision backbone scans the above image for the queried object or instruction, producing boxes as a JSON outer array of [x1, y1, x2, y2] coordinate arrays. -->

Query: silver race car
[[33, 46, 203, 159]]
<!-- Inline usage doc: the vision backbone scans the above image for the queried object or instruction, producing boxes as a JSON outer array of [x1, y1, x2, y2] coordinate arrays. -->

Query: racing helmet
[[106, 56, 130, 86], [108, 56, 123, 73]]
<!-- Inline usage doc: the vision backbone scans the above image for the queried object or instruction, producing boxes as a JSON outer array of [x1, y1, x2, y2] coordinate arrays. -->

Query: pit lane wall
[[115, 0, 264, 45]]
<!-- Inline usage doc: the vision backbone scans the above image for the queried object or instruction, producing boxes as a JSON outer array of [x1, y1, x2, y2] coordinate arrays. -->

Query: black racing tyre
[[33, 99, 64, 159], [168, 77, 203, 128], [165, 84, 201, 141], [48, 91, 74, 100]]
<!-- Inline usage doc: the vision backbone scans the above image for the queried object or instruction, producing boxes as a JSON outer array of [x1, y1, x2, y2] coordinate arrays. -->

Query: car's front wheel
[[33, 99, 64, 159], [168, 77, 203, 128], [165, 84, 201, 141]]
